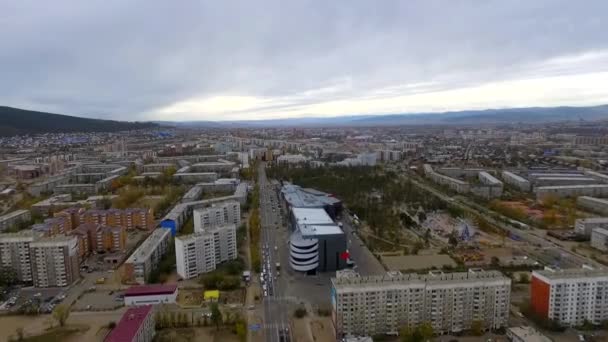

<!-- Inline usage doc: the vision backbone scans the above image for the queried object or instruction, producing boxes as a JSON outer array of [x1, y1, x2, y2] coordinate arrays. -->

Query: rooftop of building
[[332, 269, 509, 289], [0, 209, 30, 219], [292, 207, 335, 226], [30, 234, 76, 246], [126, 228, 170, 264], [300, 224, 343, 237], [507, 326, 551, 342], [579, 196, 608, 204], [502, 170, 529, 182], [536, 184, 608, 190], [592, 227, 608, 235], [105, 305, 154, 342], [533, 267, 608, 280], [281, 184, 341, 208], [577, 217, 608, 223], [125, 284, 177, 297]]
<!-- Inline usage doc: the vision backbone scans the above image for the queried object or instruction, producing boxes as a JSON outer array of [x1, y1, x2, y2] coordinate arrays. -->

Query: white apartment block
[[175, 233, 215, 279], [577, 196, 608, 215], [175, 224, 237, 280], [501, 171, 531, 192], [591, 228, 608, 252], [193, 201, 240, 233], [535, 184, 608, 201], [531, 268, 608, 326], [30, 235, 79, 288], [331, 270, 510, 337], [125, 228, 172, 284], [0, 210, 31, 231], [574, 217, 608, 236], [0, 231, 35, 282]]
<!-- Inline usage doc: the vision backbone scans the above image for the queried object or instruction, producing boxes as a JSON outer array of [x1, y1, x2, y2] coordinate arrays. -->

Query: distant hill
[[0, 106, 158, 136], [160, 104, 608, 127]]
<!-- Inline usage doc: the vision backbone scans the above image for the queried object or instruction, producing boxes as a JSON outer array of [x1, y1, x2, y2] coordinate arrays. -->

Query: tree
[[417, 322, 434, 341], [490, 256, 500, 267], [448, 231, 459, 248], [52, 305, 70, 327], [210, 303, 222, 330], [235, 318, 247, 342], [400, 322, 434, 342], [294, 307, 307, 318], [518, 273, 530, 284], [471, 320, 484, 336], [15, 327, 24, 341]]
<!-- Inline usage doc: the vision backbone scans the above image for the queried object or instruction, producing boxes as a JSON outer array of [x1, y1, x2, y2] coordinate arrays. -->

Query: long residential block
[[331, 269, 510, 337], [531, 268, 608, 326]]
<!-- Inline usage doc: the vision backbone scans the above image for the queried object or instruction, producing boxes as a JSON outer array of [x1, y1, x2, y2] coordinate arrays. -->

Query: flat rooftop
[[536, 184, 608, 190], [292, 207, 335, 226], [105, 305, 153, 342], [300, 224, 343, 237], [533, 267, 608, 280], [126, 228, 170, 264], [125, 284, 177, 297], [332, 270, 509, 289], [282, 184, 341, 208]]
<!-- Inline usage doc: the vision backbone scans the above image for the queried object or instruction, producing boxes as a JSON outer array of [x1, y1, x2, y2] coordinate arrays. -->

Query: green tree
[[471, 320, 484, 336], [52, 304, 70, 327], [417, 322, 434, 341], [210, 303, 222, 330], [235, 318, 247, 342]]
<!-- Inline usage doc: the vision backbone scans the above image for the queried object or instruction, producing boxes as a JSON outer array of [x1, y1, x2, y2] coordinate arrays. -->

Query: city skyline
[[1, 1, 608, 121]]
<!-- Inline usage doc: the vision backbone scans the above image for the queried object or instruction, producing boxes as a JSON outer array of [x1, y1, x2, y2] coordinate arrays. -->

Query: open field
[[382, 254, 456, 271], [154, 327, 240, 342]]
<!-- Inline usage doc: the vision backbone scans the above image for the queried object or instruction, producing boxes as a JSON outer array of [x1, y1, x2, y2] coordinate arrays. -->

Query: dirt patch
[[381, 254, 456, 271], [310, 317, 334, 342]]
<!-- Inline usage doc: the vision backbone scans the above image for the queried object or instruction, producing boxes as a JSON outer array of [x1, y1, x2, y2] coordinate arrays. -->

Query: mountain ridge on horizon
[[157, 104, 608, 127], [0, 106, 158, 137]]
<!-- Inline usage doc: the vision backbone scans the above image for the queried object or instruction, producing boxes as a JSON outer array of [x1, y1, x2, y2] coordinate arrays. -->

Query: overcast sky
[[1, 1, 608, 121]]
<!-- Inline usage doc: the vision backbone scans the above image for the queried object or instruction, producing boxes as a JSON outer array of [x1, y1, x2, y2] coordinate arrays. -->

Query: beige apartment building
[[331, 270, 510, 337], [30, 235, 80, 287]]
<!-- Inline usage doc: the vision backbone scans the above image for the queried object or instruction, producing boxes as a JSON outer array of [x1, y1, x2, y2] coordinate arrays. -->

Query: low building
[[531, 268, 608, 326], [105, 305, 155, 342], [289, 207, 346, 273], [577, 196, 608, 215], [0, 210, 31, 231], [124, 284, 178, 306], [172, 172, 218, 184], [535, 184, 608, 201], [591, 228, 608, 252], [501, 171, 531, 192], [574, 217, 608, 236], [506, 326, 551, 342], [124, 228, 172, 284]]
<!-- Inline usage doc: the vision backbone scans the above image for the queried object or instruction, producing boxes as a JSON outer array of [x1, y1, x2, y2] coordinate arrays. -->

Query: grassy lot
[[22, 326, 88, 342]]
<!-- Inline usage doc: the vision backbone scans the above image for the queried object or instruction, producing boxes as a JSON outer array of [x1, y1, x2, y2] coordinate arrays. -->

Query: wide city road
[[258, 163, 290, 342]]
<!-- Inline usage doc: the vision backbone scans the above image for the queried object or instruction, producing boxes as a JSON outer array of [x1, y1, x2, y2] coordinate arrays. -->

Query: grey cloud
[[0, 0, 607, 120]]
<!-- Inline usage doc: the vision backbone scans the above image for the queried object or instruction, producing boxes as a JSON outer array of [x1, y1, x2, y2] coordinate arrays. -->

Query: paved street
[[258, 163, 291, 342], [340, 213, 385, 276]]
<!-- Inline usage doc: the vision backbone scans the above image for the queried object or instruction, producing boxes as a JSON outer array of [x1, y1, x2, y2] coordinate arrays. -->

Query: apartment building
[[30, 235, 80, 288], [591, 228, 608, 252], [124, 228, 172, 284], [175, 224, 237, 279], [577, 196, 608, 215], [0, 231, 35, 282], [535, 185, 608, 201], [79, 208, 154, 231], [531, 268, 608, 326], [68, 223, 126, 257], [574, 217, 608, 237], [331, 270, 510, 337], [54, 207, 84, 231], [376, 150, 403, 163], [193, 201, 240, 233], [175, 233, 215, 279], [501, 171, 531, 192], [0, 210, 31, 231]]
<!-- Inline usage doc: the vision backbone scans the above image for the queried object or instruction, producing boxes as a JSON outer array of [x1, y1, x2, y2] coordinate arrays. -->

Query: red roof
[[105, 305, 153, 342], [124, 284, 177, 297]]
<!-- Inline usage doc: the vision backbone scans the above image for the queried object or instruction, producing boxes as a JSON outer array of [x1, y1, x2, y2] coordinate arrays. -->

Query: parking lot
[[0, 287, 65, 314], [72, 289, 124, 311]]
